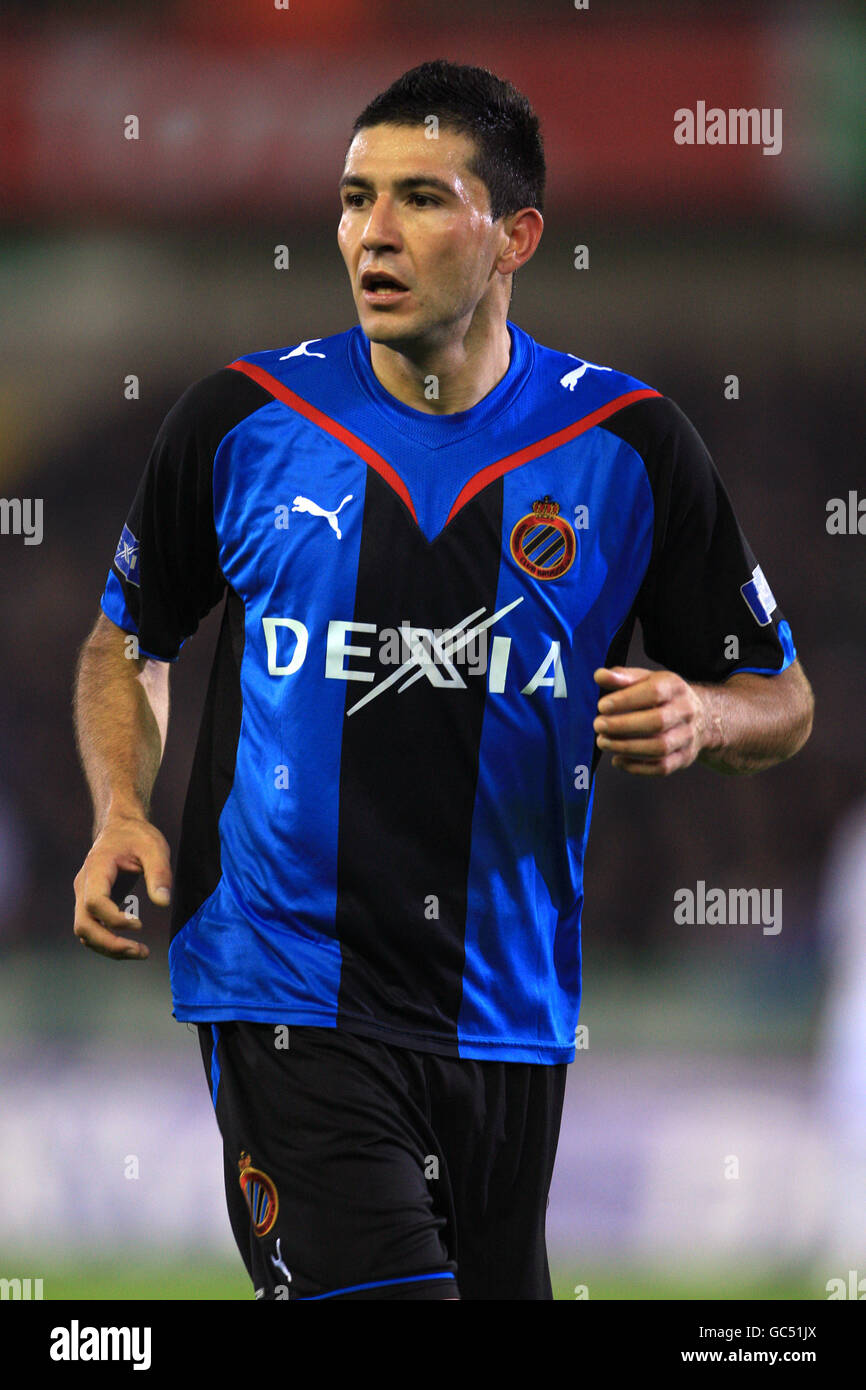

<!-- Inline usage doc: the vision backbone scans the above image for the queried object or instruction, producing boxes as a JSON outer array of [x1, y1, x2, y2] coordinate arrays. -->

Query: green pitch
[[23, 1259, 817, 1300]]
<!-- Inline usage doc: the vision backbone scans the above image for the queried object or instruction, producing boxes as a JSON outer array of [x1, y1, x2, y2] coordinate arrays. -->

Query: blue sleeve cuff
[[99, 571, 183, 662], [724, 619, 796, 678]]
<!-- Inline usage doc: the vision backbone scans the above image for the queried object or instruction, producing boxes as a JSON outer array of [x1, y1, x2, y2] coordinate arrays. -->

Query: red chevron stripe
[[227, 359, 418, 522], [228, 362, 659, 533], [444, 388, 662, 524]]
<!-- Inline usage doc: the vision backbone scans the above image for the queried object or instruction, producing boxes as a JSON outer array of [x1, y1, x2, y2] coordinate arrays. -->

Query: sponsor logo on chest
[[262, 596, 570, 713]]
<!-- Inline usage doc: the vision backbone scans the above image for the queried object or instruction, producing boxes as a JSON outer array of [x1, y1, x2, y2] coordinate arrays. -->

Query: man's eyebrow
[[338, 173, 457, 196]]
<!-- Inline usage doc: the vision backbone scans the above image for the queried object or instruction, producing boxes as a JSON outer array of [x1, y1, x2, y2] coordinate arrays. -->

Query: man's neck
[[367, 318, 512, 416]]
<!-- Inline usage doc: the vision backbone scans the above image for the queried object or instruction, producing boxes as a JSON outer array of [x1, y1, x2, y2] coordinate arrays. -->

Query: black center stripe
[[334, 467, 505, 1052]]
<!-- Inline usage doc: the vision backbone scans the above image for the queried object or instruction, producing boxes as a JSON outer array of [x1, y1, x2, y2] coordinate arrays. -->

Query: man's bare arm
[[74, 612, 169, 832], [72, 611, 174, 959], [593, 658, 814, 777], [692, 661, 814, 774]]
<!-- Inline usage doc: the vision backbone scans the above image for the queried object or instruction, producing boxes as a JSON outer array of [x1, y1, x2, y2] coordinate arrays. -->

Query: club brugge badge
[[510, 496, 576, 580], [238, 1151, 279, 1237]]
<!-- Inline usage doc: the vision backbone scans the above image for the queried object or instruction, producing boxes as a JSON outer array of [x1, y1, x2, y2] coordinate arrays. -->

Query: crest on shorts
[[510, 496, 576, 581], [238, 1151, 279, 1237]]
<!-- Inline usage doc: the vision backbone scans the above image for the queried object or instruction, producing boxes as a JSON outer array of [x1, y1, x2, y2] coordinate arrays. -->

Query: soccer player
[[72, 60, 814, 1300]]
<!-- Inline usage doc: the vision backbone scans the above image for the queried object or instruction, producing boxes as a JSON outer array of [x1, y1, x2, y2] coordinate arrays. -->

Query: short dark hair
[[350, 59, 545, 221]]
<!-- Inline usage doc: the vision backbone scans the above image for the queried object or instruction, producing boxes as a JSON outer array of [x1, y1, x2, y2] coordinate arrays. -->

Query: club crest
[[238, 1151, 279, 1237], [510, 496, 576, 581]]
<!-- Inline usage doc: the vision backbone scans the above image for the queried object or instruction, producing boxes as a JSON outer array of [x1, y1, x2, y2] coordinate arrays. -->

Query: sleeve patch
[[740, 564, 776, 626], [114, 524, 141, 586]]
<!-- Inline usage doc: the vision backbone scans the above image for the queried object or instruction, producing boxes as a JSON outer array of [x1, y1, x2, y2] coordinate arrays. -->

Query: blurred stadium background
[[0, 0, 864, 1300]]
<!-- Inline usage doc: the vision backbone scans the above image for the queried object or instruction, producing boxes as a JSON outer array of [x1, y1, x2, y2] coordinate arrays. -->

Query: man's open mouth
[[361, 269, 409, 297]]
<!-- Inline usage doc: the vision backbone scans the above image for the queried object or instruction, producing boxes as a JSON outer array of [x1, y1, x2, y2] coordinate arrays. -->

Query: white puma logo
[[270, 1237, 291, 1284], [279, 339, 326, 360], [559, 354, 613, 391], [291, 494, 354, 539]]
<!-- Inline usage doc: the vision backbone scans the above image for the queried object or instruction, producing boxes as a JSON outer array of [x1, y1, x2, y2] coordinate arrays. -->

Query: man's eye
[[341, 192, 437, 208]]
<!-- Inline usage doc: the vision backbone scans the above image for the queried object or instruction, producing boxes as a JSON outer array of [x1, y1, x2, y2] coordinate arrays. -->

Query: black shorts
[[197, 1022, 567, 1300]]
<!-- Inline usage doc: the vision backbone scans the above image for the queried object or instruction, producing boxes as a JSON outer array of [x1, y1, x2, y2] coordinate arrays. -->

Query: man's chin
[[357, 291, 416, 324], [357, 312, 420, 348]]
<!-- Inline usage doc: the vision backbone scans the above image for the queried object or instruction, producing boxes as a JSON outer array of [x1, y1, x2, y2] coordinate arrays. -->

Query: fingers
[[593, 666, 651, 692], [139, 844, 172, 907], [73, 861, 147, 960], [125, 821, 173, 907], [73, 820, 172, 962], [595, 701, 684, 740], [600, 726, 695, 767], [594, 693, 691, 753], [608, 752, 690, 777], [594, 668, 681, 713], [593, 668, 703, 775], [74, 918, 149, 961]]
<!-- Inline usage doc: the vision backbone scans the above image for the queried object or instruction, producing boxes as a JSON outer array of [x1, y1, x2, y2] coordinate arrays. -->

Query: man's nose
[[362, 196, 402, 248]]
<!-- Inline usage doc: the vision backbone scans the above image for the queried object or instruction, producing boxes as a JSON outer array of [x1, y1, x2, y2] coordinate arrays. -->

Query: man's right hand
[[72, 813, 172, 960]]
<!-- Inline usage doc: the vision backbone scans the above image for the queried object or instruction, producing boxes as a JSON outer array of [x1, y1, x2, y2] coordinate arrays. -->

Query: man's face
[[337, 123, 507, 349]]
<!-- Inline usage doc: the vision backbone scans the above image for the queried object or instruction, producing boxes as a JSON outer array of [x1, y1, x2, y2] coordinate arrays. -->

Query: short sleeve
[[608, 396, 797, 682], [99, 368, 260, 661]]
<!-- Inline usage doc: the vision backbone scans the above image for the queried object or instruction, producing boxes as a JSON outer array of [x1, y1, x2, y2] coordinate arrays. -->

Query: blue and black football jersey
[[100, 321, 796, 1063]]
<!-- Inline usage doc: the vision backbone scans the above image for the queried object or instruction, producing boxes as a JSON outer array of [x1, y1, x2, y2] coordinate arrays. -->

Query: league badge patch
[[740, 564, 777, 626], [114, 524, 140, 586], [238, 1151, 279, 1237], [510, 496, 576, 581]]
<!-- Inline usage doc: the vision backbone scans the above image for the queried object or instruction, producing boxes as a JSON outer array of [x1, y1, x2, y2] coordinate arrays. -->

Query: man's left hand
[[592, 666, 715, 776]]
